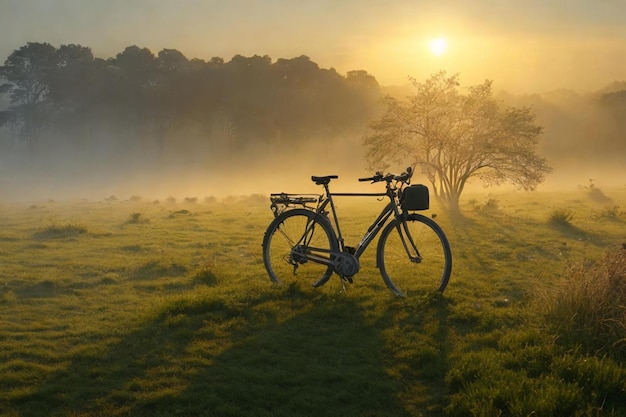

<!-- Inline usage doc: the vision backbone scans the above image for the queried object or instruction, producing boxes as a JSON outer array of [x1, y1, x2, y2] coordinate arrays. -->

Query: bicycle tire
[[377, 214, 452, 297], [262, 209, 338, 288]]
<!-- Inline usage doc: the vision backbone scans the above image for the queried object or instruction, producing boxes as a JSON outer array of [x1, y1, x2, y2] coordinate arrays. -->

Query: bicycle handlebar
[[358, 172, 384, 183], [359, 166, 413, 184], [394, 166, 413, 183]]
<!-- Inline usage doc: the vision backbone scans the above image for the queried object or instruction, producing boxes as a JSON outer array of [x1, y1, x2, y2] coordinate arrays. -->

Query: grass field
[[1, 186, 625, 416]]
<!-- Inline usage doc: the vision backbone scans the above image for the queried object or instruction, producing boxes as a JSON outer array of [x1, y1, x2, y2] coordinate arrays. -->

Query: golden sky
[[2, 0, 625, 93]]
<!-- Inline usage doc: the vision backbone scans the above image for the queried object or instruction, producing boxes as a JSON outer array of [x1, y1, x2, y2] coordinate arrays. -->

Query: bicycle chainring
[[333, 252, 360, 277]]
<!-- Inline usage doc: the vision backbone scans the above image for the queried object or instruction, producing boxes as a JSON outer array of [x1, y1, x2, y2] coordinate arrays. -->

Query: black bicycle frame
[[316, 183, 406, 260], [285, 180, 423, 276]]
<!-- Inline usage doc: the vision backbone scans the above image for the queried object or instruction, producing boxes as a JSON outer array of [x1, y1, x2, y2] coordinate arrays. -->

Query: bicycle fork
[[395, 218, 423, 264]]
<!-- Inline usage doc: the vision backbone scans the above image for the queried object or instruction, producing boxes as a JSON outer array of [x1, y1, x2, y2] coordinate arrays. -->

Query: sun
[[428, 37, 448, 57]]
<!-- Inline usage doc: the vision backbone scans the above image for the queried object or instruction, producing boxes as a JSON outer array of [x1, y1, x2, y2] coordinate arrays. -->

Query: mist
[[498, 86, 626, 192], [1, 109, 623, 205], [1, 105, 624, 204], [1, 45, 625, 203], [0, 129, 375, 203], [0, 48, 382, 203]]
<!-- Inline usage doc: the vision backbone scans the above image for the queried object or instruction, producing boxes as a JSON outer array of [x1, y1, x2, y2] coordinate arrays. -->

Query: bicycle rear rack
[[270, 193, 320, 217]]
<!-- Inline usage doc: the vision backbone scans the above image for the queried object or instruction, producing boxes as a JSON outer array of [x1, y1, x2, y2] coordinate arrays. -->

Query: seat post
[[323, 182, 345, 251], [322, 182, 331, 197]]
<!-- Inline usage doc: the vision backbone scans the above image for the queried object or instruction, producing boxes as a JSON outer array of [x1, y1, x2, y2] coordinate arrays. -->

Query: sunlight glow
[[428, 37, 448, 56]]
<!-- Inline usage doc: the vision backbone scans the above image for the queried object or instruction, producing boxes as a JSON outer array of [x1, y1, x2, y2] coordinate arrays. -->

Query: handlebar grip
[[395, 172, 409, 181], [393, 167, 414, 182], [359, 172, 384, 182]]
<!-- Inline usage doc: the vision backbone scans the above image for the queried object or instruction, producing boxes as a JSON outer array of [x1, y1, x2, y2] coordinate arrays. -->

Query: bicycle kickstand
[[340, 277, 347, 293], [339, 275, 353, 293]]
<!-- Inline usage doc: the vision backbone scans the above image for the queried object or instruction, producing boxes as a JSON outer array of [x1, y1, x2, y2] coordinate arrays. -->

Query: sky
[[1, 0, 626, 94]]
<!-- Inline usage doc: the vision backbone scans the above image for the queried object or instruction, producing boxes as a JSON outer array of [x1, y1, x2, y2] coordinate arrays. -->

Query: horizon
[[2, 0, 626, 95]]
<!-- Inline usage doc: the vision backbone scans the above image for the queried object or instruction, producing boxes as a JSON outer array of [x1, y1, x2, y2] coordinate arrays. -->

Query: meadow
[[1, 185, 625, 417]]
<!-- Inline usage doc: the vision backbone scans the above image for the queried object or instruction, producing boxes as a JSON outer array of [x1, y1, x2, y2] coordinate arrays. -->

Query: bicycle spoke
[[263, 209, 337, 288], [378, 215, 452, 297]]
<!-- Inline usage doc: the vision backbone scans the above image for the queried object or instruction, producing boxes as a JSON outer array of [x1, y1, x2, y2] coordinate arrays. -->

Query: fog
[[0, 131, 376, 203], [505, 87, 626, 192], [0, 157, 623, 205], [1, 84, 625, 203], [1, 126, 623, 204]]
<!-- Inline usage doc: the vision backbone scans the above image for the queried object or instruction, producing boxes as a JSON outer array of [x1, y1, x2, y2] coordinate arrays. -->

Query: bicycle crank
[[333, 252, 360, 278]]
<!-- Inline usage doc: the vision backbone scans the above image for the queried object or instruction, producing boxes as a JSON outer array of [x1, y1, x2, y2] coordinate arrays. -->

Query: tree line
[[1, 42, 625, 171], [0, 42, 381, 163]]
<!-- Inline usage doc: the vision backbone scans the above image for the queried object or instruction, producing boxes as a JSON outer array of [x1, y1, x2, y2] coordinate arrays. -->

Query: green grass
[[1, 188, 625, 416]]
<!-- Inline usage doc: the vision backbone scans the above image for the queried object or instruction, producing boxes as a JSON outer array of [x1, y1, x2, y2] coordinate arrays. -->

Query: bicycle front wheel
[[262, 209, 338, 288], [377, 214, 452, 297]]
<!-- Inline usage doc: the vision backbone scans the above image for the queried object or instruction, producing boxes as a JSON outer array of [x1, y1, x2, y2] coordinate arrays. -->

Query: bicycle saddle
[[311, 175, 338, 185]]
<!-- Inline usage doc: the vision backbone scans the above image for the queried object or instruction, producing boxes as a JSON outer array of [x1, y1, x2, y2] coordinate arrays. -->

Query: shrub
[[471, 197, 500, 212], [192, 270, 218, 286], [483, 198, 499, 211], [126, 212, 149, 224], [598, 205, 623, 220], [0, 288, 17, 304], [540, 248, 626, 359], [34, 221, 87, 239], [244, 194, 268, 204], [584, 179, 611, 203], [548, 207, 574, 227]]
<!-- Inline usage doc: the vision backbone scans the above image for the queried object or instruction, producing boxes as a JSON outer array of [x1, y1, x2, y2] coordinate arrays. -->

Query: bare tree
[[364, 72, 552, 214]]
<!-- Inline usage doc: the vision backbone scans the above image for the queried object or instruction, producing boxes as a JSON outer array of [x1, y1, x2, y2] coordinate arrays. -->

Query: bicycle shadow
[[166, 291, 416, 417], [376, 292, 453, 415], [11, 287, 429, 417]]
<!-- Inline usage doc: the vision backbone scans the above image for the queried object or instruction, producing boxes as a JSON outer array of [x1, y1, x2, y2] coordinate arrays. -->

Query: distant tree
[[92, 45, 158, 155], [108, 45, 157, 121], [270, 58, 381, 140], [272, 55, 323, 138], [342, 70, 381, 126], [364, 72, 552, 214], [0, 42, 57, 150], [222, 54, 276, 148], [598, 89, 626, 152], [0, 42, 384, 170], [47, 44, 97, 144], [149, 48, 193, 156]]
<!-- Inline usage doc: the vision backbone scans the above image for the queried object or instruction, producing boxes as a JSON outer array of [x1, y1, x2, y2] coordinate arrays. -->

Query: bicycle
[[261, 167, 452, 297]]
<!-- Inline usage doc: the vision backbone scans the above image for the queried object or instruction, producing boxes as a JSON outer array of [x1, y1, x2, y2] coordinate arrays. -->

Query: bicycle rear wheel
[[377, 214, 452, 297], [262, 209, 338, 288]]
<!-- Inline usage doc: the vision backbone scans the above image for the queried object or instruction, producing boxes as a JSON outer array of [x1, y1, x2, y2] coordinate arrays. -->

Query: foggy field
[[1, 187, 625, 416]]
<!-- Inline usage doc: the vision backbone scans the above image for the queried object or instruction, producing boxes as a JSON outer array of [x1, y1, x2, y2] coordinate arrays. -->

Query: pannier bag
[[401, 184, 429, 211]]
